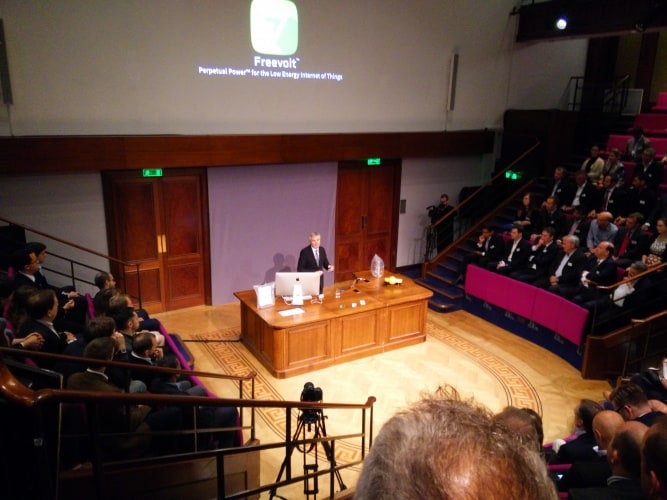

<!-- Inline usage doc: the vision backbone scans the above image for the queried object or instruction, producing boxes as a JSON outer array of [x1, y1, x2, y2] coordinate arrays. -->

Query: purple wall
[[208, 163, 338, 304]]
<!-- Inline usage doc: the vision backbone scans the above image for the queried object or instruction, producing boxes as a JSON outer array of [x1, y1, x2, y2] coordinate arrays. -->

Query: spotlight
[[555, 17, 568, 30]]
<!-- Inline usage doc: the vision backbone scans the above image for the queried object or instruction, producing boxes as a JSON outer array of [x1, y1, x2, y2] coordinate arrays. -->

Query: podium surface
[[234, 271, 432, 378]]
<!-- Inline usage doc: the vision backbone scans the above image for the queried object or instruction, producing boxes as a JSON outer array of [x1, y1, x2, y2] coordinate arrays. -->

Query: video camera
[[300, 382, 323, 424]]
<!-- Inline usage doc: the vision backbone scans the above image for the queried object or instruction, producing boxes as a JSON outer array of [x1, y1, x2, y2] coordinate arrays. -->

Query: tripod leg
[[316, 414, 347, 492], [269, 418, 305, 500]]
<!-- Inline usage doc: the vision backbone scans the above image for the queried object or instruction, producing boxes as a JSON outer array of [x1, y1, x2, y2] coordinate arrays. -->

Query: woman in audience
[[581, 145, 605, 184], [5, 285, 36, 335], [643, 218, 667, 266], [598, 147, 625, 187], [508, 192, 539, 238]]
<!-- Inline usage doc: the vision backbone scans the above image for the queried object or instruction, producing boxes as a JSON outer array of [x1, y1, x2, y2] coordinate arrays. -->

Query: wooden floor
[[154, 303, 611, 496]]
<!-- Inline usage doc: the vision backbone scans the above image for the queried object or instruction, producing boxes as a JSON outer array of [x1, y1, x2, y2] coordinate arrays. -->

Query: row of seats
[[464, 264, 589, 346], [653, 92, 667, 112], [630, 113, 667, 136]]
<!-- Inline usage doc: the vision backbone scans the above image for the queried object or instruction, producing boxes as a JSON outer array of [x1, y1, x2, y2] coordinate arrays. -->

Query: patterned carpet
[[189, 316, 543, 467]]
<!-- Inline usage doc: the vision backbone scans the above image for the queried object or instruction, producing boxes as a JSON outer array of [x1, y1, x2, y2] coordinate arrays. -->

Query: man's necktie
[[618, 232, 631, 257], [315, 249, 319, 266]]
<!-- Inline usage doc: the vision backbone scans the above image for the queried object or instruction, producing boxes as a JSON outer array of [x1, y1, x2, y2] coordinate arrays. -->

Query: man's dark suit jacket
[[297, 245, 331, 293], [557, 459, 611, 492], [613, 227, 650, 263], [499, 238, 531, 272], [566, 182, 597, 211], [476, 233, 506, 264], [585, 256, 619, 287], [549, 248, 588, 287], [297, 245, 330, 273], [597, 187, 628, 218], [529, 241, 560, 277], [635, 160, 663, 191], [567, 477, 645, 500], [555, 432, 599, 464], [564, 218, 591, 247], [128, 354, 155, 388], [17, 318, 68, 369], [547, 178, 575, 207], [535, 209, 567, 238]]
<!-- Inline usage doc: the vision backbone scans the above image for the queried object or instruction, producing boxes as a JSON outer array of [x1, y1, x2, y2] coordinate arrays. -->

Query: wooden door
[[335, 160, 400, 282], [102, 169, 210, 313]]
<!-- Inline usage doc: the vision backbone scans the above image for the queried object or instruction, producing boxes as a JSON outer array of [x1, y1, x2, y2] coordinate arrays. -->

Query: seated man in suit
[[563, 206, 591, 248], [562, 170, 597, 215], [535, 235, 587, 294], [128, 331, 163, 388], [456, 224, 505, 284], [151, 355, 241, 449], [553, 399, 603, 465], [488, 225, 531, 276], [546, 166, 574, 208], [533, 195, 567, 239], [568, 421, 647, 500], [67, 337, 182, 460], [557, 410, 623, 492], [641, 418, 667, 499], [609, 383, 663, 427], [596, 174, 627, 219], [571, 241, 619, 306], [613, 213, 651, 269], [17, 288, 76, 369], [510, 226, 559, 284], [297, 231, 334, 294]]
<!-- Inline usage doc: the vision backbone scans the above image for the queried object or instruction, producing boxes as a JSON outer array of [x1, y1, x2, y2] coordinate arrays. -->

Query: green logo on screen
[[250, 0, 298, 56]]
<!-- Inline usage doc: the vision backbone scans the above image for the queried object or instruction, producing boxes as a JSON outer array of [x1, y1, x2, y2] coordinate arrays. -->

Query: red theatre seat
[[653, 92, 667, 112]]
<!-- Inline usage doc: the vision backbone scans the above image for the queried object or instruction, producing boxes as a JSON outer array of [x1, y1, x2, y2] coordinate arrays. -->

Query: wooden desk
[[234, 271, 432, 378]]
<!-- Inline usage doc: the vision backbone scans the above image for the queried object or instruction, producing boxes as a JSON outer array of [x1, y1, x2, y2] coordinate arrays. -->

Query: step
[[428, 294, 459, 313], [416, 276, 464, 301]]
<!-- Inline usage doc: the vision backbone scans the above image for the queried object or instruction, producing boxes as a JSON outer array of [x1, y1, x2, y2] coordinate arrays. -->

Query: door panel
[[335, 160, 400, 282], [102, 169, 210, 313]]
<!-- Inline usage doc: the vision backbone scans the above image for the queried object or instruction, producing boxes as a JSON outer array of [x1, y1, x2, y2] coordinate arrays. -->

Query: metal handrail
[[0, 348, 375, 499], [0, 215, 143, 308], [422, 140, 541, 274]]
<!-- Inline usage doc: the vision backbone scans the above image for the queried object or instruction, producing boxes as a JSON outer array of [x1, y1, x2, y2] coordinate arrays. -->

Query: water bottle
[[370, 254, 384, 278]]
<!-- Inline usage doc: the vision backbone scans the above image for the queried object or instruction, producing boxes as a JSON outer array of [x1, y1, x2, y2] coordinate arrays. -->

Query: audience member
[[625, 174, 656, 222], [546, 166, 574, 207], [643, 218, 667, 267], [511, 227, 559, 284], [581, 145, 605, 184], [493, 406, 543, 454], [571, 241, 618, 306], [586, 212, 618, 253], [108, 291, 162, 334], [354, 386, 558, 499], [613, 213, 651, 268], [553, 399, 603, 465], [563, 171, 597, 214], [534, 195, 567, 238], [537, 235, 587, 294], [625, 126, 650, 164], [16, 289, 76, 369], [490, 225, 531, 275], [634, 148, 663, 193], [66, 337, 182, 460], [509, 192, 539, 237], [562, 206, 591, 247], [128, 331, 163, 388], [568, 421, 648, 499], [609, 383, 662, 427], [557, 410, 624, 492], [596, 174, 627, 218], [607, 261, 656, 318], [641, 417, 667, 499], [644, 194, 667, 232], [599, 148, 625, 188], [456, 224, 505, 284], [150, 355, 240, 449]]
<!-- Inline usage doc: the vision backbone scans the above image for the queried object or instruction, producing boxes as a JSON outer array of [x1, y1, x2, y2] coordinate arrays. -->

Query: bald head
[[593, 410, 624, 451]]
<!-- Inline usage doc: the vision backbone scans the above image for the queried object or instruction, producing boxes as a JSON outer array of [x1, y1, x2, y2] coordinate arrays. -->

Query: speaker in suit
[[296, 232, 334, 293]]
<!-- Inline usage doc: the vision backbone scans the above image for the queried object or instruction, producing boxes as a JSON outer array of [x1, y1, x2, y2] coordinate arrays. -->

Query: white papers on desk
[[278, 308, 305, 317]]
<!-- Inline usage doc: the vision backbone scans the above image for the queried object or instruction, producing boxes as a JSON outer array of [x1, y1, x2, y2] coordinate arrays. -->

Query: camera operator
[[427, 193, 455, 253]]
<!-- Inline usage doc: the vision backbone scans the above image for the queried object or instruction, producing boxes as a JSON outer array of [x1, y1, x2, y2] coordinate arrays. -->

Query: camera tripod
[[269, 408, 346, 500]]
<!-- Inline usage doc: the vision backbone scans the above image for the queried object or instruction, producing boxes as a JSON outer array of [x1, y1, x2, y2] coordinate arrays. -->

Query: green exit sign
[[142, 168, 163, 177], [367, 158, 382, 166]]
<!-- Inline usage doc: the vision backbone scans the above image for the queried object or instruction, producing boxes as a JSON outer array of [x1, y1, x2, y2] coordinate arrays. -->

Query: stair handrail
[[422, 139, 541, 275], [0, 347, 376, 499], [0, 215, 144, 308]]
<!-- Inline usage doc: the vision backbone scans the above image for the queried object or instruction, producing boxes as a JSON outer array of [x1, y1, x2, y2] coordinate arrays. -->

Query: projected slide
[[198, 0, 344, 83]]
